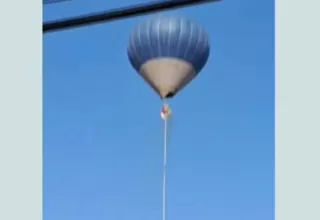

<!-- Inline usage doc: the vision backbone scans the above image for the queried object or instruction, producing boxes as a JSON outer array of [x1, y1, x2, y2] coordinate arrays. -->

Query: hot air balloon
[[127, 15, 210, 100], [127, 15, 210, 220]]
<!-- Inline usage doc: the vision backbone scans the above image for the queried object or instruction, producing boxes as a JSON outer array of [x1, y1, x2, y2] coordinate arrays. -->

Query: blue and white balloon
[[128, 15, 210, 99]]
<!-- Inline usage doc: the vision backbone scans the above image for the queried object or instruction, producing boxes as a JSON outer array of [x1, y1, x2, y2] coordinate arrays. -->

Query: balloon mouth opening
[[165, 92, 175, 98], [161, 91, 176, 99]]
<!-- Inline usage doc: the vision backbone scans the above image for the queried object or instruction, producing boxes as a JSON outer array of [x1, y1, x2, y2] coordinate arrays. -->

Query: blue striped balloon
[[127, 15, 210, 99]]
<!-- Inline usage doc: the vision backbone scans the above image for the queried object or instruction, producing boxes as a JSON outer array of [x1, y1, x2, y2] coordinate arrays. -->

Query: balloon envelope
[[127, 15, 210, 99]]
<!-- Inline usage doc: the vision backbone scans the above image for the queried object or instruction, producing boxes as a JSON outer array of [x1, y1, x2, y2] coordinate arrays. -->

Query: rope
[[162, 115, 168, 220], [161, 100, 172, 220]]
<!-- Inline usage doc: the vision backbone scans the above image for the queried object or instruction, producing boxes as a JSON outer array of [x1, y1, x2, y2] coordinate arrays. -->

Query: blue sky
[[43, 0, 274, 220]]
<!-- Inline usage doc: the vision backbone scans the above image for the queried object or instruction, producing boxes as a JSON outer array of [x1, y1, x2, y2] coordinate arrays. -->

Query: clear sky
[[43, 1, 274, 220]]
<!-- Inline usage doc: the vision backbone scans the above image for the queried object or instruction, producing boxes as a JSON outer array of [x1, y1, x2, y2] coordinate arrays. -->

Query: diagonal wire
[[43, 0, 222, 33], [43, 0, 71, 5]]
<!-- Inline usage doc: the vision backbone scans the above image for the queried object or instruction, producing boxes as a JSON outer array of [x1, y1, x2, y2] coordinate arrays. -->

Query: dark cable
[[43, 0, 71, 5], [43, 0, 221, 33]]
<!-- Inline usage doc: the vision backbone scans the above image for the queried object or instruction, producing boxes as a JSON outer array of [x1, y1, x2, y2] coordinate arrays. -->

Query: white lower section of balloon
[[139, 58, 196, 98]]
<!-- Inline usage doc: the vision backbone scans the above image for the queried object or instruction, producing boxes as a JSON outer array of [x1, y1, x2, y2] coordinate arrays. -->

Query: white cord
[[162, 117, 167, 220]]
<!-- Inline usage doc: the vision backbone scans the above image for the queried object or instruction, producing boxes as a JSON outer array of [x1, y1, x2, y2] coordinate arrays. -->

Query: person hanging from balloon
[[161, 103, 172, 120]]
